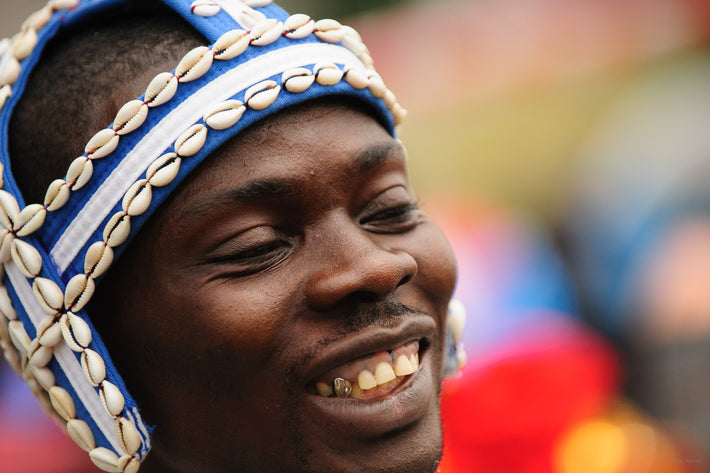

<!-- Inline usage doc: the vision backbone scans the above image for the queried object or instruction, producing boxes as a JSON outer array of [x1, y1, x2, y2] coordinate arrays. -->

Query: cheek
[[413, 222, 458, 307]]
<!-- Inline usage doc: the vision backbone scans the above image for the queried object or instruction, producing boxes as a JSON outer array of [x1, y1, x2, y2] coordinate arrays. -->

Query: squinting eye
[[359, 187, 421, 234], [204, 227, 293, 278]]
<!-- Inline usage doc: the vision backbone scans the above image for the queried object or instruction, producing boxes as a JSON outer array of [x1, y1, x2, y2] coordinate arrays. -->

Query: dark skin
[[91, 101, 458, 473]]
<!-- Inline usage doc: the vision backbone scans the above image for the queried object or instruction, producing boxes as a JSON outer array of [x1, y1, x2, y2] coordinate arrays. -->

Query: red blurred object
[[438, 316, 620, 473]]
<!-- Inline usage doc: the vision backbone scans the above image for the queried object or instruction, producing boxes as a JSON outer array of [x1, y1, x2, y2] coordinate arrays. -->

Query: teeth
[[350, 382, 363, 399], [409, 353, 419, 372], [333, 378, 352, 398], [357, 370, 378, 390], [394, 355, 414, 376], [314, 343, 422, 398], [315, 381, 333, 397], [374, 361, 396, 385]]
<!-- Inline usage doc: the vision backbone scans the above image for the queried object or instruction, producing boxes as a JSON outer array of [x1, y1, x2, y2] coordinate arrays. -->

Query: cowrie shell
[[66, 157, 93, 190], [236, 6, 266, 29], [8, 320, 30, 355], [89, 447, 120, 473], [23, 6, 53, 32], [61, 312, 93, 352], [28, 340, 53, 367], [85, 129, 119, 159], [65, 273, 95, 312], [190, 0, 221, 17], [341, 25, 363, 43], [367, 72, 387, 98], [12, 28, 38, 61], [11, 238, 43, 278], [36, 315, 62, 346], [0, 85, 12, 111], [50, 0, 80, 11], [67, 419, 96, 452], [146, 153, 181, 187], [0, 39, 9, 58], [342, 35, 368, 59], [282, 68, 314, 94], [100, 380, 125, 417], [0, 56, 21, 87], [176, 46, 213, 83], [0, 190, 20, 229], [447, 299, 466, 344], [244, 80, 280, 111], [115, 417, 141, 455], [103, 212, 131, 248], [118, 456, 140, 473], [249, 19, 283, 47], [33, 278, 64, 315], [113, 100, 148, 136], [84, 242, 114, 278], [81, 349, 106, 387], [49, 386, 76, 421], [343, 66, 368, 89], [314, 62, 342, 86], [44, 179, 71, 212], [383, 89, 398, 109], [284, 13, 314, 39], [14, 203, 47, 237], [213, 29, 250, 61], [145, 72, 178, 108], [392, 103, 407, 126], [314, 19, 345, 43], [243, 0, 272, 7], [122, 180, 152, 216], [204, 100, 246, 130], [0, 229, 14, 263], [175, 124, 208, 157], [30, 364, 56, 391], [0, 285, 17, 320]]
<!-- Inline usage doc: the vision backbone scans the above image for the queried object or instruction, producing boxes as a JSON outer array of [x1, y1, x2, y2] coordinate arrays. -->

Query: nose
[[305, 219, 418, 311]]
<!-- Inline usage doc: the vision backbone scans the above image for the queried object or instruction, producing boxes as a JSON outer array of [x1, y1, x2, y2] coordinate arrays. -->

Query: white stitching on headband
[[51, 42, 364, 271], [5, 262, 122, 453]]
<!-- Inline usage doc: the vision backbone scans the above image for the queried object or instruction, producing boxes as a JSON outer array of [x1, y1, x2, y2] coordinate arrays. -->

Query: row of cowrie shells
[[0, 1, 404, 470]]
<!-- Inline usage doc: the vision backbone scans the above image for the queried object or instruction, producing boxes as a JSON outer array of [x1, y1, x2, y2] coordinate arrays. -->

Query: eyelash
[[360, 202, 421, 232]]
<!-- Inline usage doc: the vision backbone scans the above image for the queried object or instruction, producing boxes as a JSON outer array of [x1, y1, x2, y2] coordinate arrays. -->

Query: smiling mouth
[[308, 339, 425, 401]]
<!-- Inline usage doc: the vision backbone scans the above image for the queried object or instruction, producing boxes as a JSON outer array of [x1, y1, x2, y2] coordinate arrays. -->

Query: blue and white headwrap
[[0, 0, 406, 470]]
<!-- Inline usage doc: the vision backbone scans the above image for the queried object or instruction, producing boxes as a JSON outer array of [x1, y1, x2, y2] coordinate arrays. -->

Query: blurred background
[[3, 0, 710, 471]]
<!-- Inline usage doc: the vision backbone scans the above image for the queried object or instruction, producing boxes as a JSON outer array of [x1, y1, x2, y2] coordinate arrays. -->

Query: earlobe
[[443, 298, 466, 378]]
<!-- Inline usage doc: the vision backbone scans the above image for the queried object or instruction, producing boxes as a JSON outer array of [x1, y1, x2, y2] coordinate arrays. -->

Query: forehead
[[173, 99, 402, 199]]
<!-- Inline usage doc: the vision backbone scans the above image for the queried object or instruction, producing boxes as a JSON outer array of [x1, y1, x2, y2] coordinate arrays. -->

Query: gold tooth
[[333, 378, 352, 398], [315, 381, 333, 397], [374, 361, 396, 385], [357, 370, 377, 390], [394, 354, 414, 376]]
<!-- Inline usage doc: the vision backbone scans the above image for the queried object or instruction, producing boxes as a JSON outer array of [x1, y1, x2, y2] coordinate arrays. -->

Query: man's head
[[0, 1, 459, 472]]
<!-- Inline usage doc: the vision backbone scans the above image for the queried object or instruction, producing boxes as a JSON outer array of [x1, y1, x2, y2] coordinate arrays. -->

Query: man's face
[[95, 101, 457, 473]]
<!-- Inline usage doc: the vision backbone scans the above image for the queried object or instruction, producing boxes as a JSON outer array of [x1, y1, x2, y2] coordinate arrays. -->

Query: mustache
[[338, 298, 423, 334]]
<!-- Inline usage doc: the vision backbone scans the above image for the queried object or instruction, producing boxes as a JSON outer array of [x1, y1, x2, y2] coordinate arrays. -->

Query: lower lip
[[304, 351, 435, 439]]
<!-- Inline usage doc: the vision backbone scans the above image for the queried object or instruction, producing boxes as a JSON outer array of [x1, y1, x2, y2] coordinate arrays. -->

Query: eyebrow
[[354, 141, 404, 173], [179, 140, 404, 220]]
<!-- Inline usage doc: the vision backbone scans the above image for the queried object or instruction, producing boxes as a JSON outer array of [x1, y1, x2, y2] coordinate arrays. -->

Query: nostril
[[397, 274, 412, 287]]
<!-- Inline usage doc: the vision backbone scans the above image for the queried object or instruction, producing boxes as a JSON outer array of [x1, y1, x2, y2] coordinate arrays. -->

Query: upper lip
[[302, 314, 437, 387]]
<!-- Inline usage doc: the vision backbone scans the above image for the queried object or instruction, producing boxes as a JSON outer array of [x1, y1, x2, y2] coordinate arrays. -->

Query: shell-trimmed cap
[[0, 0, 405, 471]]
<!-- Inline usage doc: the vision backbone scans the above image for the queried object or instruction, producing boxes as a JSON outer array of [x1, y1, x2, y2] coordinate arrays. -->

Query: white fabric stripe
[[5, 264, 121, 453], [51, 42, 364, 271]]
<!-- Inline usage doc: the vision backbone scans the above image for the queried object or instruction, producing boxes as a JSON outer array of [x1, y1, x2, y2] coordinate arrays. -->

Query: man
[[0, 1, 464, 472]]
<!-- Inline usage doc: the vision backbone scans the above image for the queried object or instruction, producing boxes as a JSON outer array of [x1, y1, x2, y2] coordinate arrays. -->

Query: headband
[[0, 1, 405, 471]]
